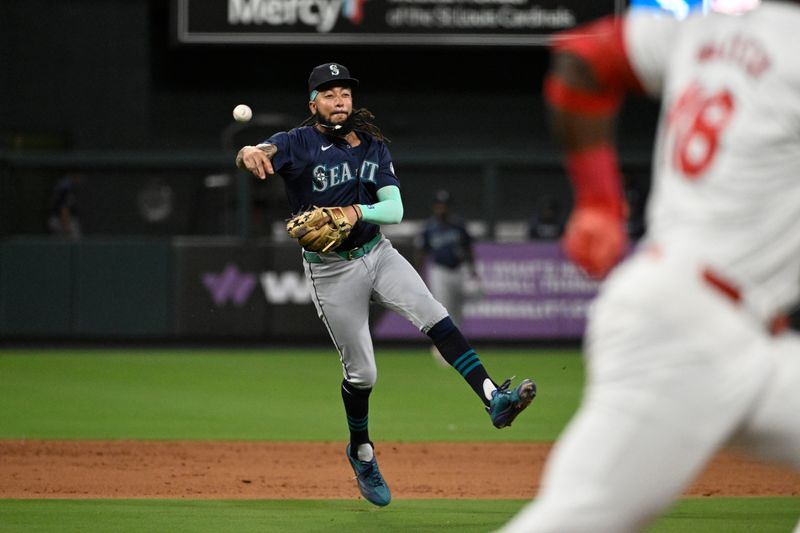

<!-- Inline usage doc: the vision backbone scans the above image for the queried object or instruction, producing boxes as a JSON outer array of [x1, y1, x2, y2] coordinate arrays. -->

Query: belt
[[702, 267, 789, 335], [303, 233, 382, 264]]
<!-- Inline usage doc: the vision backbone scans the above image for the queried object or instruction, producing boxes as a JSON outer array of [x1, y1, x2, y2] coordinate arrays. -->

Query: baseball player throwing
[[236, 62, 536, 507], [498, 2, 800, 532]]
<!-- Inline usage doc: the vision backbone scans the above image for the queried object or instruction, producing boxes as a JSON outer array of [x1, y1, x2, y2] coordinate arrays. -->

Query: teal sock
[[427, 317, 495, 407]]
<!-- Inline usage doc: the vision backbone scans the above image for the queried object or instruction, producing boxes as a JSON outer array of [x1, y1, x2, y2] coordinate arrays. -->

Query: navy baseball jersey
[[419, 216, 473, 269], [266, 126, 400, 250]]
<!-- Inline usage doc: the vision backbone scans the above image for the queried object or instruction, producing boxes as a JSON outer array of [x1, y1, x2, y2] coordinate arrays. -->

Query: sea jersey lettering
[[311, 159, 379, 191], [360, 160, 378, 182], [312, 165, 328, 191]]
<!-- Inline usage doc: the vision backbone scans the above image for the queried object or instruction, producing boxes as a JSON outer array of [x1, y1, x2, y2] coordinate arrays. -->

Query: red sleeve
[[545, 16, 648, 116], [550, 15, 645, 95]]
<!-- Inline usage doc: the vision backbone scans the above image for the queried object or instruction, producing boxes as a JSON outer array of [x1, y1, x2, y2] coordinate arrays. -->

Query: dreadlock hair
[[300, 107, 391, 143]]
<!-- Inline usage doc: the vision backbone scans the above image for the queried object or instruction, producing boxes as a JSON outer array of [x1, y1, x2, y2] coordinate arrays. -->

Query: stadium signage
[[201, 264, 312, 306], [374, 242, 601, 339], [176, 241, 598, 340], [173, 0, 621, 46], [229, 0, 343, 33]]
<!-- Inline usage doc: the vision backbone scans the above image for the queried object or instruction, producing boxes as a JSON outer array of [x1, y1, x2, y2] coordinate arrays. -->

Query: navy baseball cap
[[308, 62, 359, 99]]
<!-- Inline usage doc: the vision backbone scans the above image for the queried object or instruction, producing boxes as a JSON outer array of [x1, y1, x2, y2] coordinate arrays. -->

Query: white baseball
[[233, 104, 253, 122]]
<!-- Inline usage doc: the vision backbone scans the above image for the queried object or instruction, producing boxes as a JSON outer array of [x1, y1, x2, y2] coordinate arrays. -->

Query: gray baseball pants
[[303, 235, 448, 389]]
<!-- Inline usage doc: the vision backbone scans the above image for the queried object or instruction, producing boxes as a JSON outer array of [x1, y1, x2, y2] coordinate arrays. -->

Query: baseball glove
[[286, 206, 353, 253]]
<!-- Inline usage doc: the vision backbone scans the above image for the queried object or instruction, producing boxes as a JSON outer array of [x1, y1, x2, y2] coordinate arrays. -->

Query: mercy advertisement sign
[[173, 0, 621, 46]]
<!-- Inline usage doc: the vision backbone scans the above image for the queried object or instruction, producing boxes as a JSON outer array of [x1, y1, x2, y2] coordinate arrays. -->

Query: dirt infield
[[1, 440, 797, 500]]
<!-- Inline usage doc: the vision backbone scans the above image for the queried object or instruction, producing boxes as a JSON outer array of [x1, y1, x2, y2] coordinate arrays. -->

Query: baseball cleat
[[488, 377, 537, 428], [345, 444, 392, 507]]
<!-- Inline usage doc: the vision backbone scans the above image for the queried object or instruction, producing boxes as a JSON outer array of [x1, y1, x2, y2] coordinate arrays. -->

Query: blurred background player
[[236, 62, 536, 508], [527, 195, 564, 240], [499, 2, 800, 532], [47, 171, 83, 240], [415, 190, 481, 365]]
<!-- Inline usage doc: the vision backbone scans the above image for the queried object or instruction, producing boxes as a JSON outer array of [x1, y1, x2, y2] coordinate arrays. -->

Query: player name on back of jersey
[[697, 34, 771, 78]]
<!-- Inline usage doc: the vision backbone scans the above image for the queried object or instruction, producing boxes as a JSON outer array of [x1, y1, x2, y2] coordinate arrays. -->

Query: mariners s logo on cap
[[308, 62, 360, 100]]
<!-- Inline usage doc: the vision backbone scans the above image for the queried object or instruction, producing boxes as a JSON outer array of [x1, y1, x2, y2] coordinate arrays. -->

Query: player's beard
[[316, 111, 354, 137]]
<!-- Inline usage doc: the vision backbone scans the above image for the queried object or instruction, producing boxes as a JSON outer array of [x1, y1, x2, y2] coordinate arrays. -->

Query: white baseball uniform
[[500, 3, 800, 532]]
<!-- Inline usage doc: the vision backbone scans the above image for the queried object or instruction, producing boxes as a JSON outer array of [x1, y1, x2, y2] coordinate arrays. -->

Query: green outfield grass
[[1, 498, 797, 533], [1, 348, 797, 532], [0, 348, 583, 441]]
